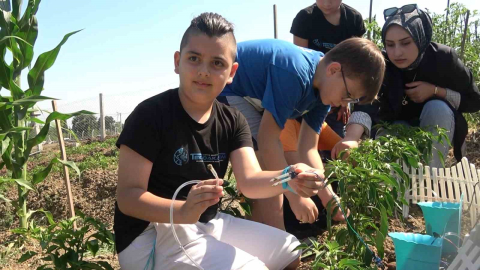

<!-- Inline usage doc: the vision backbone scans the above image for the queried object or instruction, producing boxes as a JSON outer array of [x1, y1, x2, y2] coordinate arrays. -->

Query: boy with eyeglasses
[[290, 0, 366, 139], [283, 0, 367, 237], [218, 37, 385, 231]]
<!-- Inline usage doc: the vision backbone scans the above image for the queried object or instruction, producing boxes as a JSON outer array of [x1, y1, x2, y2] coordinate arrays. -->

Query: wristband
[[281, 166, 297, 194], [434, 85, 438, 96]]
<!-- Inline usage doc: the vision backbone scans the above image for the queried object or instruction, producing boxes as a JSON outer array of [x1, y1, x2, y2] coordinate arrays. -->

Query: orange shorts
[[280, 119, 341, 152]]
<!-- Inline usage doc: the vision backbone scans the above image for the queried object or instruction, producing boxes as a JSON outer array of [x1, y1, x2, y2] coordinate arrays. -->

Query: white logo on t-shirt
[[173, 147, 189, 166]]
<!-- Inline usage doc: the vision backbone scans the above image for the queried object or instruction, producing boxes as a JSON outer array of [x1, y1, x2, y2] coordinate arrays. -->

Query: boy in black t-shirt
[[114, 12, 326, 270], [291, 1, 365, 53], [285, 0, 366, 237]]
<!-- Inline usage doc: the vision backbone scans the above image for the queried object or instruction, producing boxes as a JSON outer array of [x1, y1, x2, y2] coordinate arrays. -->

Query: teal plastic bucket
[[418, 199, 462, 255], [389, 232, 443, 270]]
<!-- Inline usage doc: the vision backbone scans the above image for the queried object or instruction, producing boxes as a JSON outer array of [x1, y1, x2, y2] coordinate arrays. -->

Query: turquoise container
[[389, 232, 443, 270], [418, 199, 462, 255]]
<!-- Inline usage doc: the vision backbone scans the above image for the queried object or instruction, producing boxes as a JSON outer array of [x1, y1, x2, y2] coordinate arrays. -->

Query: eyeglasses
[[383, 4, 418, 20], [341, 70, 363, 104]]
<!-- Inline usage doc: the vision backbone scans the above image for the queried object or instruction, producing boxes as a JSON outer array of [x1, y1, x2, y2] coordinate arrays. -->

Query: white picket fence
[[400, 157, 480, 228]]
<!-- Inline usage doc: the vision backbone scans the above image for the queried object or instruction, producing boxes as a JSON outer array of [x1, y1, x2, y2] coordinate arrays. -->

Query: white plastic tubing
[[170, 180, 205, 270]]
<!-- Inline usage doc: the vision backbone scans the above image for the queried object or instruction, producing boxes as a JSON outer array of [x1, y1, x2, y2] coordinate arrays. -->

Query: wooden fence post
[[99, 93, 106, 141], [52, 100, 77, 230]]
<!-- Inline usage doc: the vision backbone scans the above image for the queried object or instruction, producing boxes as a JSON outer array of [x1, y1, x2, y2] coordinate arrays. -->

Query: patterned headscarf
[[381, 8, 433, 70]]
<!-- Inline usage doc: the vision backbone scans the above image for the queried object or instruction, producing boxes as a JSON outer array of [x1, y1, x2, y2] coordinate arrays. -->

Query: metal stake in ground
[[273, 4, 278, 39], [367, 0, 373, 40], [460, 10, 470, 62], [52, 100, 77, 230]]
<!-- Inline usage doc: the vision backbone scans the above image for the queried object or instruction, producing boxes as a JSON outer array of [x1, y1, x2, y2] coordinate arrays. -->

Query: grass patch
[[26, 138, 119, 181]]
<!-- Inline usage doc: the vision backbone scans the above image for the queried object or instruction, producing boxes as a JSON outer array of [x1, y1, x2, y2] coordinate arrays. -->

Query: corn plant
[[0, 0, 92, 228], [13, 210, 115, 270]]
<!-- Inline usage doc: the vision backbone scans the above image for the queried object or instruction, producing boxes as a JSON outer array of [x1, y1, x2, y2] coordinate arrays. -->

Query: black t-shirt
[[113, 88, 253, 253], [290, 3, 366, 53]]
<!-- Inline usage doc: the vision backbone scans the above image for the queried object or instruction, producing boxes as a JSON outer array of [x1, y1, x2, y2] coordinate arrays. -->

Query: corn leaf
[[25, 110, 94, 157], [32, 157, 81, 185], [28, 30, 82, 96]]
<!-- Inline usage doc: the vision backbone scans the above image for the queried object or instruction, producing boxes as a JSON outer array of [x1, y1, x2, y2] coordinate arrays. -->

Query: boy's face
[[316, 62, 366, 108], [316, 0, 342, 15], [174, 33, 238, 105]]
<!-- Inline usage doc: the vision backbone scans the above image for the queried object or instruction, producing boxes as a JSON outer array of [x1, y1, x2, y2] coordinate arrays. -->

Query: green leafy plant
[[296, 240, 368, 270], [219, 165, 252, 218], [320, 124, 447, 266], [375, 122, 451, 166], [0, 0, 92, 228], [363, 15, 383, 49], [13, 210, 115, 270]]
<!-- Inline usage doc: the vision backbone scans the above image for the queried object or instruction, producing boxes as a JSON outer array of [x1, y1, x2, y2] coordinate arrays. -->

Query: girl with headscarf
[[331, 6, 480, 168]]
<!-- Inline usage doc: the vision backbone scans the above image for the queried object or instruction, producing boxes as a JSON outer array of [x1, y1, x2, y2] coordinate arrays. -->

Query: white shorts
[[118, 212, 301, 270]]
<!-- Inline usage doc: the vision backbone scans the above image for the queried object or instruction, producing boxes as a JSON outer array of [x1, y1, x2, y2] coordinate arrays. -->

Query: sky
[[2, 0, 480, 116]]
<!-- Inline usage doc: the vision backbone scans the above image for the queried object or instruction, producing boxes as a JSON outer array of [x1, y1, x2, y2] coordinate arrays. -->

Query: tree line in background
[[35, 115, 122, 143]]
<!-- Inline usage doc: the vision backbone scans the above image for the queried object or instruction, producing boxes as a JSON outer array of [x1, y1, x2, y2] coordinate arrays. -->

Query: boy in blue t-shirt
[[287, 0, 367, 236], [219, 38, 385, 231]]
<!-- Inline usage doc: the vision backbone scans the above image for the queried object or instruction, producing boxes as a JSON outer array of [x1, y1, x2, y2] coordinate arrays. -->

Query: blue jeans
[[376, 100, 455, 168]]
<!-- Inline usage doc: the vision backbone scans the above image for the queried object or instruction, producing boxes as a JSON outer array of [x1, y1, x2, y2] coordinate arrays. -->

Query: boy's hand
[[331, 139, 358, 160], [287, 195, 319, 224], [178, 179, 224, 224], [287, 163, 325, 198]]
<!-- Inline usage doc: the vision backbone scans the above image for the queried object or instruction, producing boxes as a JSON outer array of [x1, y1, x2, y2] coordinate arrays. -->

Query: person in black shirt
[[291, 1, 365, 53], [333, 7, 480, 168], [115, 12, 326, 270]]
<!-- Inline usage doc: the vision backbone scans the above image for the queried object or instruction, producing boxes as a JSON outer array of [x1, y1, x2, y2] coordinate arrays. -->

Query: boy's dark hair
[[324, 37, 385, 104], [180, 12, 237, 59]]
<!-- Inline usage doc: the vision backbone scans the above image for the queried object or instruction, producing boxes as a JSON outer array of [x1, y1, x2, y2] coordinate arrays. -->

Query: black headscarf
[[381, 8, 433, 70]]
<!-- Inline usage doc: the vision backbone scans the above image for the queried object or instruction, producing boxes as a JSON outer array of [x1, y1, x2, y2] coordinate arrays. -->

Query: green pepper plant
[[13, 210, 115, 270], [298, 124, 448, 267]]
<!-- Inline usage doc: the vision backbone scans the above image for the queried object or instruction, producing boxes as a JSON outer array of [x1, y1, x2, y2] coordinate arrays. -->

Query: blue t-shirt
[[221, 39, 330, 133]]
